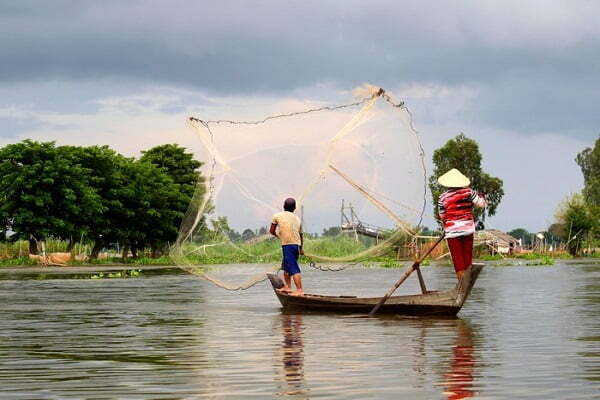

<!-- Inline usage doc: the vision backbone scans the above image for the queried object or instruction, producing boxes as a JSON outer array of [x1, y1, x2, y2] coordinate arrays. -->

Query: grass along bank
[[2, 236, 597, 268]]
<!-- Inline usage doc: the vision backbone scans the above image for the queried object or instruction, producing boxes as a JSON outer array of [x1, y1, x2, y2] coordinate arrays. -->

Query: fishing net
[[171, 85, 427, 290]]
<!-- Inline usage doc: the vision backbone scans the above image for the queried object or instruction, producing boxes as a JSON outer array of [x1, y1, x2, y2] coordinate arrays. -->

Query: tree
[[575, 135, 600, 206], [429, 133, 504, 225], [210, 216, 241, 241], [507, 228, 533, 247], [547, 223, 566, 241], [119, 159, 187, 258], [140, 144, 203, 199], [420, 226, 442, 237], [555, 194, 597, 255], [0, 140, 103, 253], [140, 144, 209, 253], [322, 226, 341, 237], [61, 145, 129, 256], [241, 228, 256, 241]]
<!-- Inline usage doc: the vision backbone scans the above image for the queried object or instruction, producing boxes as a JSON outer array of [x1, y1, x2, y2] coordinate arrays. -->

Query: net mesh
[[171, 85, 427, 290]]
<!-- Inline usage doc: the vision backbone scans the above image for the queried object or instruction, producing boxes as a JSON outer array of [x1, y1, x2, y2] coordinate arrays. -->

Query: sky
[[1, 0, 599, 233]]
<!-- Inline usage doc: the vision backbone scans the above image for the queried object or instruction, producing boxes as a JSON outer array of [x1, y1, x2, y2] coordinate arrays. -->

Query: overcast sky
[[1, 1, 599, 232]]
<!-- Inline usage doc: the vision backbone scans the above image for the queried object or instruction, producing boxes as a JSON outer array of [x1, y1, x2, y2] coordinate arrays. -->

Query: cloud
[[1, 1, 599, 138], [1, 1, 598, 232]]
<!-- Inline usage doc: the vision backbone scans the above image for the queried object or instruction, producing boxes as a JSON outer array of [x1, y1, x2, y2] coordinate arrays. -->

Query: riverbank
[[1, 257, 598, 272]]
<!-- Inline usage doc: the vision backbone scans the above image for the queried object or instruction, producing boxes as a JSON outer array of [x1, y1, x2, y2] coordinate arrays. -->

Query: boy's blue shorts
[[281, 244, 301, 276]]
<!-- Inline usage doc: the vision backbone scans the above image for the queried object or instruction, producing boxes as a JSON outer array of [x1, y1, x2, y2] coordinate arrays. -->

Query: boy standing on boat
[[437, 169, 486, 279], [270, 198, 304, 296]]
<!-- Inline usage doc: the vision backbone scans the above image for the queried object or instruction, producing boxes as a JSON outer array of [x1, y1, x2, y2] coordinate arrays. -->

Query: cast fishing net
[[171, 85, 427, 290]]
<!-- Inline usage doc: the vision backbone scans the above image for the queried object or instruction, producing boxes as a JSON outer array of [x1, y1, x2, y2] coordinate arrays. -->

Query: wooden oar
[[369, 234, 445, 317]]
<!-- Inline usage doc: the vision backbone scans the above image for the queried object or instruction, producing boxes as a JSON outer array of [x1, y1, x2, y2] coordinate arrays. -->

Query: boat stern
[[454, 263, 484, 307]]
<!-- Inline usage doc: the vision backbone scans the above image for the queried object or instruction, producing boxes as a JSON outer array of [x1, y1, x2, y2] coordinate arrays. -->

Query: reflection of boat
[[267, 264, 483, 316]]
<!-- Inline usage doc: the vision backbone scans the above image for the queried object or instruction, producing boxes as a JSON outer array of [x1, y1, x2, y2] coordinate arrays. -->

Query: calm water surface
[[0, 263, 598, 399]]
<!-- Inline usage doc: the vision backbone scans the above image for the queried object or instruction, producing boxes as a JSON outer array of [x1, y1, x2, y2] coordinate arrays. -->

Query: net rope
[[172, 86, 428, 290]]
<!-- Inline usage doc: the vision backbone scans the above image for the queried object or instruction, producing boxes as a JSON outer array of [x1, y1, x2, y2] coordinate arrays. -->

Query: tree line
[[552, 136, 600, 255], [0, 140, 203, 259]]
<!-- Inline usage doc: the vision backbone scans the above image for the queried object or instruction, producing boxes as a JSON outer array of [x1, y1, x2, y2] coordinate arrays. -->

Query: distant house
[[476, 229, 520, 254]]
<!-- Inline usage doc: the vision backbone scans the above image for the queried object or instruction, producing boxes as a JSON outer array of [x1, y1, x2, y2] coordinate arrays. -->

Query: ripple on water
[[0, 263, 598, 399]]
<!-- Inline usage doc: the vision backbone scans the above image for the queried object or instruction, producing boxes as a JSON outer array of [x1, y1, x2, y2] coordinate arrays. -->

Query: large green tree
[[575, 135, 600, 206], [118, 159, 185, 257], [0, 140, 206, 258], [140, 144, 203, 199], [0, 140, 103, 253], [62, 145, 131, 258], [429, 133, 504, 225], [139, 144, 205, 255]]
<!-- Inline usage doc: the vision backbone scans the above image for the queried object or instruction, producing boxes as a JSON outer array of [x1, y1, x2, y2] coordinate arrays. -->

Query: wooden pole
[[369, 235, 445, 317], [415, 265, 427, 294]]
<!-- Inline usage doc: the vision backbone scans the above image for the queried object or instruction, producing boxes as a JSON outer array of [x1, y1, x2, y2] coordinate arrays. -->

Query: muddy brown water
[[0, 262, 598, 399]]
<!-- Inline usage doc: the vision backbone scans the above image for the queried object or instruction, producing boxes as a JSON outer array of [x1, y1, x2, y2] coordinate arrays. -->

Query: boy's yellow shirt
[[272, 211, 302, 246]]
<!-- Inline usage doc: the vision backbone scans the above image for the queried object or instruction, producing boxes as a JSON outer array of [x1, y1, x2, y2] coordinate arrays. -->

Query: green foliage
[[304, 235, 369, 258], [62, 145, 130, 254], [481, 254, 503, 261], [419, 226, 441, 237], [527, 256, 555, 266], [515, 252, 545, 260], [0, 140, 207, 259], [0, 140, 103, 245], [120, 159, 187, 254], [90, 269, 142, 279], [322, 226, 341, 237], [556, 194, 597, 255], [507, 228, 533, 246], [140, 144, 203, 200], [428, 133, 504, 224], [576, 135, 600, 206], [0, 256, 37, 266], [210, 216, 241, 241], [381, 259, 401, 268], [546, 223, 566, 241], [241, 228, 256, 241], [547, 136, 600, 256]]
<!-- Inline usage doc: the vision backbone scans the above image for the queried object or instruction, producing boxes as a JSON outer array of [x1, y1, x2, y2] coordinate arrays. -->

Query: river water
[[0, 262, 598, 399]]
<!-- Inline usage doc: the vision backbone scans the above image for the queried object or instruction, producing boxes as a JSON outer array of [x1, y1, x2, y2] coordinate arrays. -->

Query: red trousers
[[447, 234, 474, 273]]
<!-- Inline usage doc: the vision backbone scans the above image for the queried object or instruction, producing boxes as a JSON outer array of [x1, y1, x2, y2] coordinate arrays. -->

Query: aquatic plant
[[90, 269, 142, 279]]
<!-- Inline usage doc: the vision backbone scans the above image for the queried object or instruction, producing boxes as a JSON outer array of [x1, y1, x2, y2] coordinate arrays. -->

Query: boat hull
[[267, 263, 483, 316]]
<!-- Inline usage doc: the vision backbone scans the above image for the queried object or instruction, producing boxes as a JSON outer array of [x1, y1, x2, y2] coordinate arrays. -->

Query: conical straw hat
[[437, 168, 470, 188]]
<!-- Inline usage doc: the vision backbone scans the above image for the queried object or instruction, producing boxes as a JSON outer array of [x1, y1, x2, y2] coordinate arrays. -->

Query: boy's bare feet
[[277, 286, 292, 294], [290, 290, 304, 296]]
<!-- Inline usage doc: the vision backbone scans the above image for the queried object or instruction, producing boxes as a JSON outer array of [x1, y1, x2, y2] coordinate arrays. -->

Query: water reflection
[[442, 320, 475, 399], [277, 313, 308, 398], [2, 264, 599, 399]]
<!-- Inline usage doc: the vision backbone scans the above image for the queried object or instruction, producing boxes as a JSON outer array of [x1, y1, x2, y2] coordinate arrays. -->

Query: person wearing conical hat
[[437, 169, 486, 279]]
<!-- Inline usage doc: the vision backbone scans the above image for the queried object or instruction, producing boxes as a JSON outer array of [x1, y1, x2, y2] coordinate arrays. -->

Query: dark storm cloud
[[2, 1, 600, 137]]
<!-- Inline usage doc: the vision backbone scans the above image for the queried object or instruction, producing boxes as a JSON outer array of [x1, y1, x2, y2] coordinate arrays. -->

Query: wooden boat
[[267, 263, 484, 316]]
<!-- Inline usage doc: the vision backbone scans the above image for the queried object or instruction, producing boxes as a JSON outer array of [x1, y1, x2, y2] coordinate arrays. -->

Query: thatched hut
[[476, 229, 520, 255]]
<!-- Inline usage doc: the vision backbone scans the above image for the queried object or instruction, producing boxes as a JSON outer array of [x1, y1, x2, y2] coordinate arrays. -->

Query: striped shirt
[[438, 188, 486, 238]]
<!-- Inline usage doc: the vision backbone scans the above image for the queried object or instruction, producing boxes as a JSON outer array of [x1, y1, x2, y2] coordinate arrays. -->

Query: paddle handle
[[369, 235, 445, 317]]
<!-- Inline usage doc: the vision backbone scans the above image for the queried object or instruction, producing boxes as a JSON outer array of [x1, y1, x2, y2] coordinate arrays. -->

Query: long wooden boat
[[267, 263, 484, 316]]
